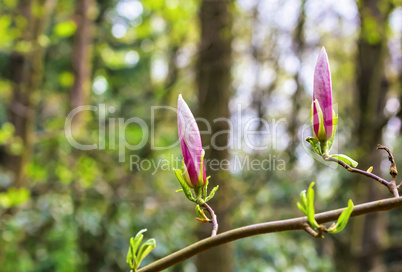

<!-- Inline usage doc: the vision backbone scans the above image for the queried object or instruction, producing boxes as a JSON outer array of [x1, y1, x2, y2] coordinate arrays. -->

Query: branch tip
[[377, 144, 398, 178], [323, 154, 390, 187]]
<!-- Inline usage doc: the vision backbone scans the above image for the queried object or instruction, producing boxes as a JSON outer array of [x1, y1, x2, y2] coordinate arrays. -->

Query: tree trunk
[[70, 0, 94, 128], [334, 1, 395, 271], [354, 2, 394, 272], [288, 0, 306, 163], [6, 0, 56, 186], [196, 0, 233, 271]]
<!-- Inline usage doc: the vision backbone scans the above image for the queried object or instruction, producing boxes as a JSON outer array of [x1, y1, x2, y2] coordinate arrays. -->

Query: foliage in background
[[0, 0, 401, 271]]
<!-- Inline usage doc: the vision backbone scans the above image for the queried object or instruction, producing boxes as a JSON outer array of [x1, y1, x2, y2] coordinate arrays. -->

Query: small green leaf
[[173, 169, 195, 202], [300, 190, 307, 208], [126, 238, 135, 269], [203, 176, 210, 199], [195, 205, 203, 219], [310, 100, 314, 129], [131, 230, 145, 254], [327, 111, 338, 152], [297, 202, 307, 215], [306, 137, 322, 155], [336, 200, 354, 228], [328, 200, 354, 233], [135, 238, 156, 269], [126, 229, 147, 270], [312, 100, 327, 141], [306, 182, 320, 229], [205, 185, 219, 202], [331, 154, 358, 167], [297, 190, 307, 215], [197, 149, 206, 187]]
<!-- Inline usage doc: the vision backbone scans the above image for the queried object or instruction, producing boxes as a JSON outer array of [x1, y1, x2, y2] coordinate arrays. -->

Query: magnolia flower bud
[[311, 47, 334, 142], [177, 95, 206, 188]]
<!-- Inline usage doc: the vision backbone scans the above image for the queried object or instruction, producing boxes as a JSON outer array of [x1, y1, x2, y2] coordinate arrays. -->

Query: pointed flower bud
[[311, 47, 334, 142], [177, 95, 206, 188]]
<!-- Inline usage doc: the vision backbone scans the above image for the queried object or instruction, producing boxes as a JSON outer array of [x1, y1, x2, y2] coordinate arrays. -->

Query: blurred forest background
[[0, 0, 401, 271]]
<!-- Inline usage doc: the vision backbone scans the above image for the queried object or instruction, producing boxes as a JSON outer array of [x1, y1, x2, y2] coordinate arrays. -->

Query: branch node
[[303, 223, 324, 238]]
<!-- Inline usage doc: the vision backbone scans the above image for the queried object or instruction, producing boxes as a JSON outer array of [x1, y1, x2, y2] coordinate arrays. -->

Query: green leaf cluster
[[174, 167, 218, 222], [297, 182, 320, 229], [306, 110, 338, 156], [307, 113, 359, 168], [174, 168, 218, 205], [126, 229, 156, 272], [297, 182, 354, 235]]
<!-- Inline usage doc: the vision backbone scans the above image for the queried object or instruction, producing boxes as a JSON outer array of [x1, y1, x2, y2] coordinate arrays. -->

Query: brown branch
[[322, 155, 389, 186], [202, 202, 218, 237], [138, 197, 402, 272], [322, 146, 401, 197]]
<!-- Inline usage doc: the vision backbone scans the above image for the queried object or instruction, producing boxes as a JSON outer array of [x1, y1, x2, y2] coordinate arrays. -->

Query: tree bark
[[196, 0, 233, 271]]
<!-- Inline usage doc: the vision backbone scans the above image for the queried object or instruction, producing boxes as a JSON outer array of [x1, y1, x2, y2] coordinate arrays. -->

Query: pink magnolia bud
[[177, 95, 206, 188], [312, 47, 334, 141]]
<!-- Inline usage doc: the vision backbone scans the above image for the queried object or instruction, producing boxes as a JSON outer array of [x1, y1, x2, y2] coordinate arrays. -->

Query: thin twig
[[377, 144, 398, 178], [322, 154, 389, 186], [138, 197, 402, 272], [202, 202, 218, 237], [377, 144, 399, 197]]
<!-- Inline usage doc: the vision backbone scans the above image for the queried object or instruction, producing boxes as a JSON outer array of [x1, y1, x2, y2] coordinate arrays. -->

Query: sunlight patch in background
[[125, 50, 139, 67], [93, 76, 108, 95], [116, 0, 143, 20], [112, 22, 127, 38], [151, 55, 168, 83]]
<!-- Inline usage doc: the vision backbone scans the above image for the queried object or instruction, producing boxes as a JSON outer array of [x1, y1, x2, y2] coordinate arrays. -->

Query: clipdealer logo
[[65, 103, 287, 171]]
